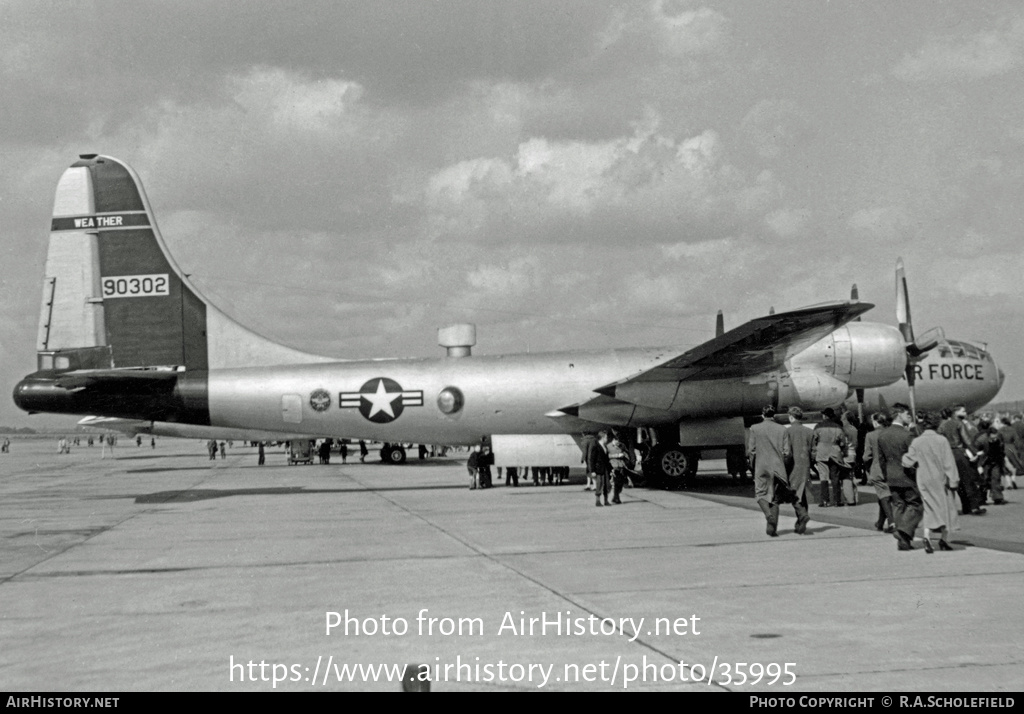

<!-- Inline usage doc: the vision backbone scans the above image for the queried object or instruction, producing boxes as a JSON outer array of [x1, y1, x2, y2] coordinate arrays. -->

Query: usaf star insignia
[[309, 388, 332, 412], [340, 377, 424, 423]]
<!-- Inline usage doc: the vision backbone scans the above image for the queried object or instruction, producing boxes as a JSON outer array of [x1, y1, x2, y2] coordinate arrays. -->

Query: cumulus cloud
[[893, 13, 1024, 82], [650, 1, 730, 57], [231, 68, 364, 133], [419, 115, 767, 244], [597, 1, 730, 58], [846, 206, 916, 243]]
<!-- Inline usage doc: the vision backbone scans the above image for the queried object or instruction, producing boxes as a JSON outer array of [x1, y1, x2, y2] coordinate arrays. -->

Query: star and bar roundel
[[339, 378, 424, 423]]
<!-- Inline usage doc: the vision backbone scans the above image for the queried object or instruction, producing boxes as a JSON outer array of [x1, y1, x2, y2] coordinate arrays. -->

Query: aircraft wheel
[[651, 445, 689, 485], [386, 445, 407, 464]]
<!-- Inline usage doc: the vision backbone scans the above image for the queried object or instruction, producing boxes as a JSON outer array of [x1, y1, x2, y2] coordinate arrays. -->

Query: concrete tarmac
[[2, 439, 1022, 692]]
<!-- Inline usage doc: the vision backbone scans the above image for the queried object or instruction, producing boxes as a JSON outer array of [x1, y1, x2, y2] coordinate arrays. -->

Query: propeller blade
[[715, 310, 724, 338], [896, 258, 924, 426], [896, 257, 914, 343], [851, 284, 861, 322]]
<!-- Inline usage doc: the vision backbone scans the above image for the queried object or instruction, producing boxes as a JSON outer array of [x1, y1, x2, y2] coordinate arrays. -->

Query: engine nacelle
[[778, 371, 850, 410], [789, 322, 906, 389]]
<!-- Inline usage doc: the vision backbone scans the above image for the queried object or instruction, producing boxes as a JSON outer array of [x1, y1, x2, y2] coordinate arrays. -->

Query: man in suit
[[863, 412, 894, 531], [787, 406, 814, 534], [586, 431, 612, 507], [875, 404, 922, 551], [747, 405, 795, 537]]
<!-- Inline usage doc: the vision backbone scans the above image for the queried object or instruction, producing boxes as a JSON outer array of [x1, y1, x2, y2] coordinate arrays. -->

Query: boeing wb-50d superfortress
[[13, 156, 1003, 479]]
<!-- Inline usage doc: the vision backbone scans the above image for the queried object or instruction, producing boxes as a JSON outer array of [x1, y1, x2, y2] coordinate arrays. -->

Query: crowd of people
[[55, 434, 107, 452], [747, 402, 1019, 551], [464, 444, 574, 490]]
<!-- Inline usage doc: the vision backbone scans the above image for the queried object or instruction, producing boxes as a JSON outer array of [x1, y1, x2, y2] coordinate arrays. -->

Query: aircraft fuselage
[[210, 347, 678, 444], [851, 341, 1002, 414]]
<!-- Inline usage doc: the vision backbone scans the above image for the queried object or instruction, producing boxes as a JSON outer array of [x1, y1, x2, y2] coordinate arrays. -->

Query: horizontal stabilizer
[[50, 368, 181, 390]]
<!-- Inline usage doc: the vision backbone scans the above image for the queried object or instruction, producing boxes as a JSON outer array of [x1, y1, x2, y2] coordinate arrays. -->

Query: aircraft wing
[[597, 301, 873, 393]]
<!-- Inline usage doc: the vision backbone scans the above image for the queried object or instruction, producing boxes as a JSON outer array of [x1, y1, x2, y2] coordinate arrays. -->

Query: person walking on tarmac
[[786, 407, 814, 518], [748, 406, 804, 536], [863, 412, 895, 532], [812, 408, 849, 507], [903, 411, 959, 553], [876, 404, 922, 551]]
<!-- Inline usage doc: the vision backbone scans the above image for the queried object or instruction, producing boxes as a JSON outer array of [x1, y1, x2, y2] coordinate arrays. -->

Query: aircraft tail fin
[[36, 155, 330, 374]]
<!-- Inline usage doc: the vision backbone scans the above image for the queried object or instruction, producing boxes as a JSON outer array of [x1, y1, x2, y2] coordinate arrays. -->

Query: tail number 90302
[[101, 274, 170, 299]]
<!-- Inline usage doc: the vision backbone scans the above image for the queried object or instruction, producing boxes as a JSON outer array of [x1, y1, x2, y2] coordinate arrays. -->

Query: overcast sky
[[2, 1, 1023, 429]]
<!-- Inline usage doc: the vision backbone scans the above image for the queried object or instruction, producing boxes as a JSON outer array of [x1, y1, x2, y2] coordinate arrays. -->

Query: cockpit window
[[946, 339, 986, 361]]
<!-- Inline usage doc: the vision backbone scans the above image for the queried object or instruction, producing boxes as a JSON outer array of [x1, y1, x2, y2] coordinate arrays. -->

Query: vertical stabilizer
[[37, 155, 332, 374]]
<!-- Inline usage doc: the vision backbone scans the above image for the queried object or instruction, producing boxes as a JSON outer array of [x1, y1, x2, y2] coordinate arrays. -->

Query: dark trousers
[[612, 468, 627, 501], [772, 476, 798, 507], [983, 462, 1004, 502], [817, 462, 844, 505], [595, 471, 610, 502], [952, 449, 982, 512], [889, 484, 924, 539]]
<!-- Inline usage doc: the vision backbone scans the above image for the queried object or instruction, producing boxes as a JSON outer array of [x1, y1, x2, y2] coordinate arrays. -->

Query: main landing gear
[[643, 444, 699, 489], [380, 443, 407, 464]]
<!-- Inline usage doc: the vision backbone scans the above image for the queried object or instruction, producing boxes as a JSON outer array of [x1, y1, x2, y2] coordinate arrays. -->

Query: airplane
[[12, 155, 1004, 483]]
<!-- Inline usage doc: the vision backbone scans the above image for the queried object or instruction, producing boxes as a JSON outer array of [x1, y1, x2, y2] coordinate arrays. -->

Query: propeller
[[895, 258, 940, 424], [850, 283, 864, 423]]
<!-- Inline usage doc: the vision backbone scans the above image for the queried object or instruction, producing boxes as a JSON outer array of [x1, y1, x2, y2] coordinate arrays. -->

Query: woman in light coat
[[902, 412, 959, 553]]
